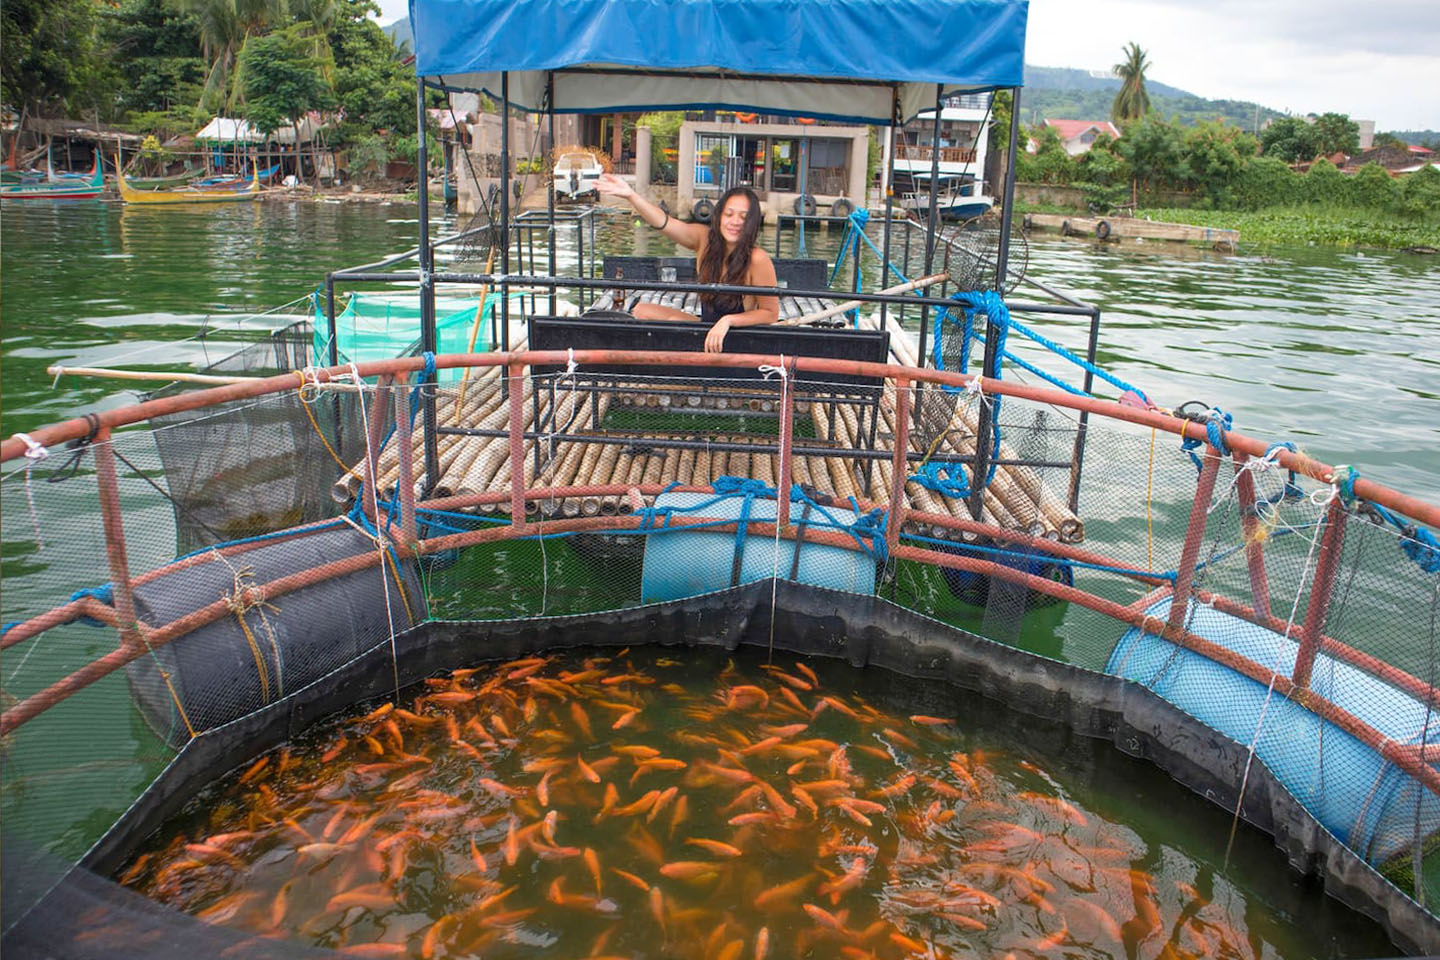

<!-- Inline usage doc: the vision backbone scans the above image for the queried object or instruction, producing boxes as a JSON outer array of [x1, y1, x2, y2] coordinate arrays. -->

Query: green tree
[[1302, 156, 1345, 204], [1181, 121, 1256, 208], [98, 0, 207, 117], [1117, 114, 1187, 198], [1016, 124, 1074, 185], [1, 0, 104, 113], [1397, 164, 1440, 215], [1233, 155, 1301, 210], [326, 0, 413, 141], [170, 0, 287, 113], [1110, 42, 1151, 125], [1311, 112, 1360, 157], [1260, 116, 1320, 163], [1348, 162, 1397, 208], [242, 28, 334, 182]]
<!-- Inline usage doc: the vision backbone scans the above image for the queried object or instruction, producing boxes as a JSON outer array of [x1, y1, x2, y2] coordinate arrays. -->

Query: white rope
[[348, 364, 402, 702], [764, 356, 789, 662], [1211, 443, 1287, 516], [1224, 483, 1337, 865], [15, 433, 48, 549]]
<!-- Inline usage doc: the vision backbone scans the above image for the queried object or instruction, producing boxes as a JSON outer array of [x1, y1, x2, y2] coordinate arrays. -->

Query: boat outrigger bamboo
[[4, 0, 1440, 957]]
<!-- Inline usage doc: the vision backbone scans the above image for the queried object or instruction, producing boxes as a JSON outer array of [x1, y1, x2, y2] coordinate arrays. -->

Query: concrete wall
[[457, 113, 545, 215], [677, 120, 870, 221]]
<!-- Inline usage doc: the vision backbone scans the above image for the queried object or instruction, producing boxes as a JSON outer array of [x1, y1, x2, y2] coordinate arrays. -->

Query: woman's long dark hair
[[698, 186, 762, 305]]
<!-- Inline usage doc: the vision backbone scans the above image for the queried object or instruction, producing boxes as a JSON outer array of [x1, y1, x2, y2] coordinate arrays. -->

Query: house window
[[694, 134, 731, 191]]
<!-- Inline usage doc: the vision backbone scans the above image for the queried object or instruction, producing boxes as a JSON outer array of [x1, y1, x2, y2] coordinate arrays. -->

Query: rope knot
[[758, 355, 788, 381], [15, 433, 48, 463]]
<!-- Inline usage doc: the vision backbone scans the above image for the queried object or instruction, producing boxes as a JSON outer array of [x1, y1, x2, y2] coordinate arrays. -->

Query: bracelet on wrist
[[659, 210, 670, 230]]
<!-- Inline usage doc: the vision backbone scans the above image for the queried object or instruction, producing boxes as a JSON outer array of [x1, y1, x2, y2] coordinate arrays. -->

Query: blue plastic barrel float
[[1107, 594, 1440, 863], [640, 489, 877, 603]]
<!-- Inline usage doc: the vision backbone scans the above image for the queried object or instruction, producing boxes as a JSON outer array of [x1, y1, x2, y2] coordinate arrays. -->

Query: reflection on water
[[121, 647, 1393, 958]]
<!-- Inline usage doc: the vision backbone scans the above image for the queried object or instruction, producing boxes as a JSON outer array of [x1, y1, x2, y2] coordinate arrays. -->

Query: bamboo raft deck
[[351, 315, 1086, 544]]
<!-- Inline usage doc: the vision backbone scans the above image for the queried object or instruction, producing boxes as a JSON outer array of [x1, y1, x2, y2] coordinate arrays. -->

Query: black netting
[[4, 363, 1439, 956]]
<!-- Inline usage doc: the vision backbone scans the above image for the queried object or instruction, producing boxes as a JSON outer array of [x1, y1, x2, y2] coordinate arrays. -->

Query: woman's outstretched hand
[[595, 173, 635, 201]]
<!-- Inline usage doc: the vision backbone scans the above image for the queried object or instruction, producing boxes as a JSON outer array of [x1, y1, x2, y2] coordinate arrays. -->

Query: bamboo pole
[[779, 273, 949, 327]]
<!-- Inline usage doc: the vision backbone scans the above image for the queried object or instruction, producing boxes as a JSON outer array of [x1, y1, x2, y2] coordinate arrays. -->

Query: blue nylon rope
[[1180, 407, 1232, 473]]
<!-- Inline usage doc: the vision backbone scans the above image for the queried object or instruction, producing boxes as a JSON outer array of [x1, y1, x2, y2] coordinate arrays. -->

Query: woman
[[595, 174, 779, 353]]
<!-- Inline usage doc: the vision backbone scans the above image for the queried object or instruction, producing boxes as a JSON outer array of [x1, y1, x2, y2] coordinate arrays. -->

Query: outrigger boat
[[5, 0, 1440, 956], [0, 149, 104, 200], [115, 161, 262, 204]]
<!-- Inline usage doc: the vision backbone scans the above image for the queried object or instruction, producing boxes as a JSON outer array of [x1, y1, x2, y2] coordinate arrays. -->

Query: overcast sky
[[377, 0, 1440, 131]]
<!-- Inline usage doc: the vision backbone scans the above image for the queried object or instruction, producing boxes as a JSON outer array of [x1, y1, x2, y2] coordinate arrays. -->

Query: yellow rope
[[382, 546, 417, 625], [224, 572, 277, 705], [1146, 427, 1156, 573], [295, 371, 364, 482], [135, 626, 199, 739]]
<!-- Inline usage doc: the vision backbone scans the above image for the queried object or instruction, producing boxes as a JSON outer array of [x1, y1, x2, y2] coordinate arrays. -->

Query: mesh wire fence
[[3, 363, 1440, 935]]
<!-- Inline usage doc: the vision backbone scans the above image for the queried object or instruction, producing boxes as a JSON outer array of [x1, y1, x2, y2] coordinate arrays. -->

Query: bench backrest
[[528, 315, 888, 394], [601, 256, 829, 292]]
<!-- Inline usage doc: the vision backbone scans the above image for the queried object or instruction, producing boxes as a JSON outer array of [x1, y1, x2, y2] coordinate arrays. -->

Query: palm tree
[[1111, 42, 1151, 125], [170, 0, 288, 113]]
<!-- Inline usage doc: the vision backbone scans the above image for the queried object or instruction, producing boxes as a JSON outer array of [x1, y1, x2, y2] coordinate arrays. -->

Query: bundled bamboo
[[585, 442, 625, 516], [691, 447, 712, 488], [867, 311, 1082, 541]]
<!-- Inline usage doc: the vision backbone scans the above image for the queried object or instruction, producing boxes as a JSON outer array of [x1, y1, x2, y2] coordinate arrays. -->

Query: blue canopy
[[409, 0, 1027, 124]]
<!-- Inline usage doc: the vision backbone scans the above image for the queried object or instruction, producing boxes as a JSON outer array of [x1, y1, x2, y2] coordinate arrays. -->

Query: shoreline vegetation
[[1013, 108, 1440, 252]]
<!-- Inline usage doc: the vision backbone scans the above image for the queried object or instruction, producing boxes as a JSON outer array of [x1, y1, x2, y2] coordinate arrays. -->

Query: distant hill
[[383, 17, 412, 54], [1021, 64, 1284, 132], [1385, 130, 1440, 147]]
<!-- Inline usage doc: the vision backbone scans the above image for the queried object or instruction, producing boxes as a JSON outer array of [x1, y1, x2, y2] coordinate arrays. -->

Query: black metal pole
[[1067, 304, 1102, 513], [967, 86, 1022, 521], [416, 78, 439, 492], [914, 84, 942, 412], [546, 72, 557, 316], [879, 89, 899, 330], [500, 72, 512, 355]]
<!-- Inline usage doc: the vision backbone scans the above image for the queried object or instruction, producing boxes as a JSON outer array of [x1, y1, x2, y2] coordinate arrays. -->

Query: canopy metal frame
[[401, 42, 1029, 518]]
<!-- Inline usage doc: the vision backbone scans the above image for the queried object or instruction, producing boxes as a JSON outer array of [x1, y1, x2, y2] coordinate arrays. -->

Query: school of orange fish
[[120, 649, 1281, 959]]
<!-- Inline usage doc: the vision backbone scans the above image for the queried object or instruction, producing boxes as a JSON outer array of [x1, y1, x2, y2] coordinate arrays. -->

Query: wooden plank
[[1026, 212, 1237, 249]]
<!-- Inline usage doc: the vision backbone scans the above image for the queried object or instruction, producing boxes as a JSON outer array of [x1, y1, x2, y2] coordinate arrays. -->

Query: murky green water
[[120, 645, 1395, 959], [3, 201, 1437, 505], [2, 199, 1437, 950]]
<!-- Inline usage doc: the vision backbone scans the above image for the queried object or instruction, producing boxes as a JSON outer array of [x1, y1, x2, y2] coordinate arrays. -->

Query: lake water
[[4, 200, 1436, 503]]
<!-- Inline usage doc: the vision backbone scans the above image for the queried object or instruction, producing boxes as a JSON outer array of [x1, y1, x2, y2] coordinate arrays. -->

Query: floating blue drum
[[640, 490, 877, 603], [1107, 594, 1440, 863]]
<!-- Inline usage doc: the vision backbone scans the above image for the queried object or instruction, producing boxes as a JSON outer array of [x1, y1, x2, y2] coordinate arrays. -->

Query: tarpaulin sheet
[[407, 0, 1028, 123]]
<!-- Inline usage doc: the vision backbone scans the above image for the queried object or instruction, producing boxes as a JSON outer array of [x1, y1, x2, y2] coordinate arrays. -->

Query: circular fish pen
[[5, 0, 1440, 954], [3, 351, 1440, 958]]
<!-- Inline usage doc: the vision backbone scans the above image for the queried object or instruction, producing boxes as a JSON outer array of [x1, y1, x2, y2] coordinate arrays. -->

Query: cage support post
[[416, 79, 440, 491], [94, 430, 141, 652], [1232, 452, 1273, 622], [879, 92, 899, 331], [394, 374, 419, 545], [913, 84, 943, 419], [777, 357, 795, 529], [1293, 496, 1350, 690], [500, 72, 512, 356], [1065, 304, 1101, 514], [887, 379, 910, 552], [508, 362, 527, 528], [968, 86, 1023, 523], [547, 72, 557, 316], [1167, 448, 1222, 633]]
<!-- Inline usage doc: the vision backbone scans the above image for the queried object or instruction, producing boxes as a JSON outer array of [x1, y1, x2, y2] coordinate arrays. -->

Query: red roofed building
[[1043, 119, 1122, 156]]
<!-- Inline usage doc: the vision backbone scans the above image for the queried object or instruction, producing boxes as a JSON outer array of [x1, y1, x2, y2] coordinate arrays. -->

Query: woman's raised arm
[[595, 174, 707, 250]]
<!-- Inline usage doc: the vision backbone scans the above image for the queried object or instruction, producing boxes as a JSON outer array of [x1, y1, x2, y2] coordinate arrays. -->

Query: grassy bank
[[1135, 204, 1440, 250]]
